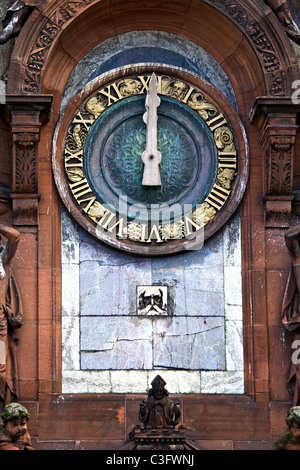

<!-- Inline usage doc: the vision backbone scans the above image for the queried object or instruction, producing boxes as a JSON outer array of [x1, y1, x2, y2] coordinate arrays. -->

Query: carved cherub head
[[285, 406, 300, 442], [1, 403, 30, 441]]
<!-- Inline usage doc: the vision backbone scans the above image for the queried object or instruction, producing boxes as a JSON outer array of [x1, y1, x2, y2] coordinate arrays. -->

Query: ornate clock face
[[54, 67, 248, 255]]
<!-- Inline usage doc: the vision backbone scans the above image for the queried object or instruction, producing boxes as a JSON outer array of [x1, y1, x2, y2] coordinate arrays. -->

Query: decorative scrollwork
[[160, 221, 184, 241], [213, 0, 285, 95], [188, 93, 218, 121], [24, 0, 94, 92], [124, 222, 142, 241]]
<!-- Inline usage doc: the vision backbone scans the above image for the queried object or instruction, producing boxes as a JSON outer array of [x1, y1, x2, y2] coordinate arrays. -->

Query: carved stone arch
[[5, 0, 300, 227], [2, 0, 300, 449], [5, 0, 299, 101]]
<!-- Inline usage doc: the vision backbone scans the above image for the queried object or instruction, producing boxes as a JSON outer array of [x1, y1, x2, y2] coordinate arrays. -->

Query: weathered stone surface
[[200, 371, 245, 394], [61, 199, 243, 391], [61, 31, 237, 113], [153, 317, 226, 370], [80, 261, 151, 316], [79, 227, 225, 318], [81, 316, 153, 369]]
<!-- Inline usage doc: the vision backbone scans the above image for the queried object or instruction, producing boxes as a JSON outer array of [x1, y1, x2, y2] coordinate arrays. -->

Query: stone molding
[[1, 95, 52, 225], [5, 0, 299, 98], [250, 97, 299, 227]]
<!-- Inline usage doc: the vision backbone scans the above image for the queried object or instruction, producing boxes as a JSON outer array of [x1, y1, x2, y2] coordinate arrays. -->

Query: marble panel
[[61, 208, 244, 393], [79, 228, 150, 267], [109, 370, 149, 393], [225, 320, 244, 371], [62, 264, 80, 317], [146, 370, 201, 393], [153, 316, 226, 370], [62, 370, 112, 393], [80, 316, 153, 369], [80, 261, 152, 316], [200, 371, 244, 394], [223, 211, 241, 268], [150, 230, 224, 316], [224, 266, 242, 306], [62, 315, 80, 371]]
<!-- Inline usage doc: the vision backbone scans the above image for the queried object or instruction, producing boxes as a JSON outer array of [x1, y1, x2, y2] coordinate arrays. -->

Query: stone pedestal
[[128, 425, 199, 450]]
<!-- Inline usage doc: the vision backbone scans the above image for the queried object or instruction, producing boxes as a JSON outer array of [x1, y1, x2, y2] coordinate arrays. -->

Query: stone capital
[[1, 94, 52, 225], [250, 97, 299, 227]]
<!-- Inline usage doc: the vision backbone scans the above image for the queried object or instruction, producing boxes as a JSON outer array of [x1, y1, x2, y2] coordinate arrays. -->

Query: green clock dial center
[[84, 95, 217, 224]]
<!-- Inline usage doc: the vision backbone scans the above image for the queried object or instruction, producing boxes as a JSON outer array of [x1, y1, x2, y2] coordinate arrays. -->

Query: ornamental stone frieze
[[0, 0, 297, 98]]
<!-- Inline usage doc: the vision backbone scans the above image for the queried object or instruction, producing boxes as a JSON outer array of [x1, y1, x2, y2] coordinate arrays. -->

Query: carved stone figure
[[282, 224, 300, 405], [118, 79, 142, 97], [163, 80, 188, 101], [0, 225, 22, 412], [214, 126, 235, 152], [85, 97, 106, 119], [160, 221, 184, 241], [0, 402, 33, 450], [188, 93, 217, 120], [139, 375, 181, 428], [138, 287, 167, 315], [124, 375, 199, 450], [217, 168, 236, 190], [86, 201, 106, 223], [282, 224, 300, 331], [192, 202, 216, 227], [271, 406, 300, 449], [0, 1, 36, 44], [266, 0, 300, 44]]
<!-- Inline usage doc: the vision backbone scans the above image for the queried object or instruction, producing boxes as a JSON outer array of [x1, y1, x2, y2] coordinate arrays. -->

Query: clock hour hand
[[142, 72, 162, 186]]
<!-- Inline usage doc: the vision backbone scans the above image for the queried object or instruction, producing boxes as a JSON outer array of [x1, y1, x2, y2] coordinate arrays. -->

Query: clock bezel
[[53, 65, 249, 256]]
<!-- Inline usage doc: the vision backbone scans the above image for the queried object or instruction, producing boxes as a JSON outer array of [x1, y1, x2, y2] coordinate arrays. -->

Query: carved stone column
[[2, 95, 52, 225], [250, 97, 299, 227]]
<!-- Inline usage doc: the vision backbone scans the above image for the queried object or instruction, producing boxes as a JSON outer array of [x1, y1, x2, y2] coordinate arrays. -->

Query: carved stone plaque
[[137, 286, 168, 315]]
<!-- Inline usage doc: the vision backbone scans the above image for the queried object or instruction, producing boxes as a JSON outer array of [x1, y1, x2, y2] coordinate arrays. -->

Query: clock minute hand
[[142, 72, 162, 186]]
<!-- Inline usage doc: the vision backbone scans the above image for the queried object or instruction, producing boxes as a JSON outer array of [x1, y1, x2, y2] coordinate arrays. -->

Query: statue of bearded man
[[139, 375, 181, 428]]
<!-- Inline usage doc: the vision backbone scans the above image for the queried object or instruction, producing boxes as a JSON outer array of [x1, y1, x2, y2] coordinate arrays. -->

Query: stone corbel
[[2, 95, 52, 225], [250, 97, 299, 227]]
